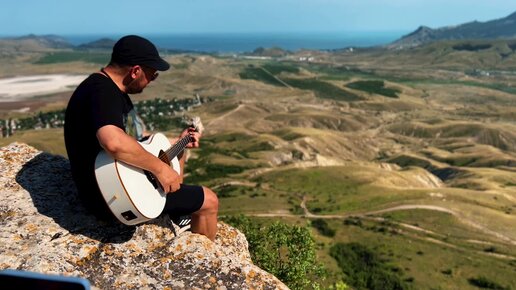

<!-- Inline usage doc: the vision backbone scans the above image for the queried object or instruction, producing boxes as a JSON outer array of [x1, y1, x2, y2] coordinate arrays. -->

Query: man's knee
[[201, 187, 219, 212]]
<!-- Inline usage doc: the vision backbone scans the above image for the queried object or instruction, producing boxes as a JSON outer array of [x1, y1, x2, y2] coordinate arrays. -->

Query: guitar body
[[94, 133, 180, 225]]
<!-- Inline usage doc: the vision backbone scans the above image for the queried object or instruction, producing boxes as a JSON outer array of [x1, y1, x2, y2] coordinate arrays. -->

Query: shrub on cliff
[[225, 215, 325, 290]]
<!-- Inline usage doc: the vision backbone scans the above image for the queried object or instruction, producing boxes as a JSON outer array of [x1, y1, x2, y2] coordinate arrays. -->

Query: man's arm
[[97, 125, 181, 193]]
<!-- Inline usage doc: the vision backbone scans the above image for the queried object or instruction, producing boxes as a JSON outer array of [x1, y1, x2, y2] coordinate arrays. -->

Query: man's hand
[[179, 127, 201, 148], [97, 125, 182, 193], [153, 161, 181, 193]]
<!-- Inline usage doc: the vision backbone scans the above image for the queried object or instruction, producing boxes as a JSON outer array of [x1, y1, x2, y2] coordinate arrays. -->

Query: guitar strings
[[157, 120, 199, 162], [157, 135, 192, 162]]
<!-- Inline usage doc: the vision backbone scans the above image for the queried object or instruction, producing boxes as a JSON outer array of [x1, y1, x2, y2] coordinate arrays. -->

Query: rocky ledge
[[0, 142, 288, 290]]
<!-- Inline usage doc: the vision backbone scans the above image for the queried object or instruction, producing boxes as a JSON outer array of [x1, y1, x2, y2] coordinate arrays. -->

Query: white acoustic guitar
[[94, 117, 203, 225]]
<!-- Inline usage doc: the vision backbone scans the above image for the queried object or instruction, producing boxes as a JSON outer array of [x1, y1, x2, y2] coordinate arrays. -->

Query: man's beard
[[126, 78, 144, 94]]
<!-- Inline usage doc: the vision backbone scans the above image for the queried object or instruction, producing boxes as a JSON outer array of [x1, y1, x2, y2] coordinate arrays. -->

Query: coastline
[[62, 31, 405, 53]]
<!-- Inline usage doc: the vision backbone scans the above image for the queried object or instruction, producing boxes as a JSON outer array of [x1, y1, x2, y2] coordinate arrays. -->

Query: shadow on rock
[[15, 152, 135, 243]]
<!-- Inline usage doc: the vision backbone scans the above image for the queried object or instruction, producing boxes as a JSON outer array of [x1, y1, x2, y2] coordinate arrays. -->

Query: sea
[[62, 31, 405, 53]]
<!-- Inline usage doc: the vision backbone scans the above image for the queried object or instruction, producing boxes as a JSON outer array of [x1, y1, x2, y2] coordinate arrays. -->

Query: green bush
[[467, 276, 507, 290], [224, 215, 325, 289], [311, 219, 336, 237], [330, 242, 408, 290]]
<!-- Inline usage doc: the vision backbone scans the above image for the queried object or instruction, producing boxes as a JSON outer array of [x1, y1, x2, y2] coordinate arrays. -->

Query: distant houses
[[1, 119, 17, 137], [298, 56, 315, 62], [238, 55, 272, 60], [0, 95, 209, 138]]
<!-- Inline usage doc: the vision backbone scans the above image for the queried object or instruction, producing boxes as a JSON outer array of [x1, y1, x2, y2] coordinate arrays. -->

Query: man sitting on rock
[[64, 35, 218, 241]]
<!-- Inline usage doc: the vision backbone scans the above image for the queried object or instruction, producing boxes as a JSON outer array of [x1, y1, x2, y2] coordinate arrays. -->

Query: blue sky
[[1, 0, 516, 36]]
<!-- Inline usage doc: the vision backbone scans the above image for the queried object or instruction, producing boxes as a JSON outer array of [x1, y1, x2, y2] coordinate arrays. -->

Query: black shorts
[[162, 184, 204, 218]]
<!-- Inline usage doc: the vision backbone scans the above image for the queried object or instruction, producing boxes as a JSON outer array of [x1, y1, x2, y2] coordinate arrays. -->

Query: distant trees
[[134, 97, 204, 131], [0, 96, 209, 138], [452, 43, 492, 51], [0, 110, 66, 137], [345, 80, 400, 98]]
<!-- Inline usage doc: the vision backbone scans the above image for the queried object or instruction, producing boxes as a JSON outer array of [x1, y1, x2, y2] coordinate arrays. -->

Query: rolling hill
[[391, 11, 516, 48]]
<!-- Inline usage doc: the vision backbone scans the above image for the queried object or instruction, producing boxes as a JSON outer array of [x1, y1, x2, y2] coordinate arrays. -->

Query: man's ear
[[130, 65, 141, 79]]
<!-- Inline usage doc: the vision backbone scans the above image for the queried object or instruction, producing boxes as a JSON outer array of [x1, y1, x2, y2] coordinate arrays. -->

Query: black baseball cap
[[111, 35, 170, 71]]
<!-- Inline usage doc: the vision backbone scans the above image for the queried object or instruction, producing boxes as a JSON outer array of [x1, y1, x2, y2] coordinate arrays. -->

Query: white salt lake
[[0, 74, 87, 102]]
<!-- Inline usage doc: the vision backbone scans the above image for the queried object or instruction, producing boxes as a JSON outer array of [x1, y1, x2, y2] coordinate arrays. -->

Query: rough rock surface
[[0, 142, 288, 290]]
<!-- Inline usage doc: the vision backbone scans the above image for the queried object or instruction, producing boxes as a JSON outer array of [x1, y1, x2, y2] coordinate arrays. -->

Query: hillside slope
[[391, 11, 516, 48]]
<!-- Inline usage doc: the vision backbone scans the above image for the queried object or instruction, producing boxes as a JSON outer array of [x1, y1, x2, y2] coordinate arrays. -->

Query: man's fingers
[[169, 182, 181, 192]]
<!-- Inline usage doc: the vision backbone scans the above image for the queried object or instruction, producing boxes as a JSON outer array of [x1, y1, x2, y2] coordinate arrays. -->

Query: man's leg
[[191, 187, 219, 241]]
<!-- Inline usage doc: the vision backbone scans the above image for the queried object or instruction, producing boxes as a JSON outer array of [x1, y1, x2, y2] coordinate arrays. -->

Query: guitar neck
[[163, 135, 192, 161]]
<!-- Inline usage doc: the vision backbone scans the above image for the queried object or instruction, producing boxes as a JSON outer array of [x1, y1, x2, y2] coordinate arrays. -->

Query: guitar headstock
[[187, 116, 204, 135]]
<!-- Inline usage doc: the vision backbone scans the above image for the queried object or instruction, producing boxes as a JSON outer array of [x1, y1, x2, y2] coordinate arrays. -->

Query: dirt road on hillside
[[207, 104, 244, 127], [252, 196, 516, 246]]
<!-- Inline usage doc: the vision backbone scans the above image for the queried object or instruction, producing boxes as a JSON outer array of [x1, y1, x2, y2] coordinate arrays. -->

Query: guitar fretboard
[[159, 135, 193, 162]]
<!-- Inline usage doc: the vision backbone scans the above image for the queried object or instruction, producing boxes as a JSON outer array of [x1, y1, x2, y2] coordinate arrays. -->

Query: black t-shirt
[[64, 73, 134, 220]]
